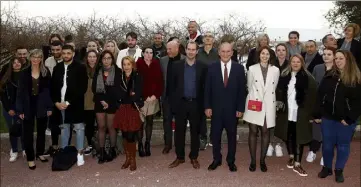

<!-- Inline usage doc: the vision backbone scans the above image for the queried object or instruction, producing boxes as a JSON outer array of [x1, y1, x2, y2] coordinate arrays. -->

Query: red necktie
[[224, 64, 228, 87]]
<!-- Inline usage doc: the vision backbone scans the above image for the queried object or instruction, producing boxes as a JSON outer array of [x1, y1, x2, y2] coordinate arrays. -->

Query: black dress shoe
[[249, 163, 256, 172], [36, 155, 49, 163], [260, 162, 267, 172], [28, 162, 36, 170], [228, 163, 237, 172], [208, 161, 222, 171]]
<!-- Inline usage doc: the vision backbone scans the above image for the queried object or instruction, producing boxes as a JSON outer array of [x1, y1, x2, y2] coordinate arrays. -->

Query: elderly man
[[204, 40, 246, 172], [160, 40, 186, 154]]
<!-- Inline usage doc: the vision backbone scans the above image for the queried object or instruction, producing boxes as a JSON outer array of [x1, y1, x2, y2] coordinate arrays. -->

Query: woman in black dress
[[92, 50, 122, 163]]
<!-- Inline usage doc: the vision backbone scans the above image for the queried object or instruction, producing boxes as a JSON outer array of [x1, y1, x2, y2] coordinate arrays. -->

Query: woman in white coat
[[243, 46, 280, 172]]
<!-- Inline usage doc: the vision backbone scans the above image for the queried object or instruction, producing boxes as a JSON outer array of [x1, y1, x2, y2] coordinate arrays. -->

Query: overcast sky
[[2, 1, 335, 41]]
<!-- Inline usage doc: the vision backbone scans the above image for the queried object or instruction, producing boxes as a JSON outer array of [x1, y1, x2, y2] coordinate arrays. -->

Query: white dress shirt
[[287, 71, 298, 122], [221, 59, 232, 81], [61, 64, 69, 103]]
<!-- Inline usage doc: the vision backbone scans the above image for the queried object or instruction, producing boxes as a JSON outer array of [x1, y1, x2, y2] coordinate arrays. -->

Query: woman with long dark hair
[[315, 50, 361, 183], [275, 54, 317, 177], [92, 50, 122, 163], [16, 49, 53, 170], [0, 58, 25, 162], [136, 47, 163, 156], [114, 56, 144, 171], [243, 46, 280, 172], [83, 50, 98, 155]]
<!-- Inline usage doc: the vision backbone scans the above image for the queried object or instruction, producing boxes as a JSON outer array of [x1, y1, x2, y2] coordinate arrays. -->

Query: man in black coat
[[168, 41, 208, 169], [302, 40, 324, 73], [51, 45, 88, 166]]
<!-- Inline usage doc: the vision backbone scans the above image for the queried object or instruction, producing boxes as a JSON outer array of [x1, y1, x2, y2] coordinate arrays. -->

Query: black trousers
[[23, 115, 47, 161], [285, 121, 304, 163], [84, 110, 96, 146], [199, 114, 208, 140], [49, 109, 61, 146], [309, 140, 322, 153], [175, 99, 200, 160], [162, 99, 174, 148]]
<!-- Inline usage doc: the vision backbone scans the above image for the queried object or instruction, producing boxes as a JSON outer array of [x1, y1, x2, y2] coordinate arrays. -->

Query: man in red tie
[[204, 39, 246, 172]]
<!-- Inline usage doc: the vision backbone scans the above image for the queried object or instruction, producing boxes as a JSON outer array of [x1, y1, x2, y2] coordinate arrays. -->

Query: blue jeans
[[2, 106, 24, 153], [321, 118, 357, 170], [60, 110, 84, 151]]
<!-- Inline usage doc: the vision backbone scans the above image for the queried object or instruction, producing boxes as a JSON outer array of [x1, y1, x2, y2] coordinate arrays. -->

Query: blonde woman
[[337, 23, 361, 70], [243, 46, 280, 172], [315, 50, 361, 183], [104, 40, 120, 62], [274, 54, 317, 177], [246, 33, 276, 70], [16, 49, 53, 169]]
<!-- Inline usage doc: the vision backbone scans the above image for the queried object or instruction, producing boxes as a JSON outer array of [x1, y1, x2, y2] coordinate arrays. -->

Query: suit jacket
[[160, 54, 186, 99], [51, 61, 88, 124], [169, 59, 208, 114], [301, 52, 324, 73], [243, 64, 280, 128], [337, 38, 361, 70], [16, 67, 53, 119], [204, 61, 246, 116]]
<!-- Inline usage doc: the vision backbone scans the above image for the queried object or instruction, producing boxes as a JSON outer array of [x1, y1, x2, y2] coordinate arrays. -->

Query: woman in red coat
[[113, 56, 144, 171], [136, 47, 163, 157]]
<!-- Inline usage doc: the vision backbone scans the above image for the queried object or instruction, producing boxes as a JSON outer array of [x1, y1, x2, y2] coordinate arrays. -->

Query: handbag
[[52, 146, 78, 171], [247, 100, 263, 112]]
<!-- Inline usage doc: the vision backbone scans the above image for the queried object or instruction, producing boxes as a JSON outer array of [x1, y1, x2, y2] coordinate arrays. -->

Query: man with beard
[[51, 45, 88, 166], [45, 41, 63, 75], [116, 32, 142, 68], [186, 21, 203, 47], [168, 41, 208, 169], [64, 35, 83, 62], [160, 40, 186, 154], [152, 33, 167, 59], [301, 40, 323, 73]]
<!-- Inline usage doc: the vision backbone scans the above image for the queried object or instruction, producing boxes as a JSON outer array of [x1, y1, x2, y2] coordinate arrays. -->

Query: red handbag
[[248, 100, 263, 112]]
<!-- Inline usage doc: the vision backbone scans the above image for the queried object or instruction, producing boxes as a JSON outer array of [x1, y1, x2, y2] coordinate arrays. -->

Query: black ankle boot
[[260, 161, 267, 172], [138, 142, 145, 157], [249, 160, 256, 172], [145, 141, 151, 156], [98, 147, 106, 164], [109, 147, 117, 160], [335, 169, 344, 183], [318, 166, 333, 178]]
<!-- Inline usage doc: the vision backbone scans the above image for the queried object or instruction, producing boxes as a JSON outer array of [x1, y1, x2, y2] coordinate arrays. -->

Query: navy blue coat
[[204, 61, 246, 117], [16, 67, 53, 119]]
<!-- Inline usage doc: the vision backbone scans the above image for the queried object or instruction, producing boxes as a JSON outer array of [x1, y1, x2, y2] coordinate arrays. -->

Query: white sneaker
[[77, 153, 85, 166], [187, 120, 190, 127], [267, 144, 274, 157], [306, 151, 316, 163], [22, 150, 26, 158], [9, 149, 18, 162], [320, 157, 324, 166], [275, 144, 284, 157], [45, 128, 51, 136], [207, 142, 213, 147]]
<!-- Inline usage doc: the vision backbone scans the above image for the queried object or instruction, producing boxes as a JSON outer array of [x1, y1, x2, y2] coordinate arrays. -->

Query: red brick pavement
[[1, 141, 360, 187]]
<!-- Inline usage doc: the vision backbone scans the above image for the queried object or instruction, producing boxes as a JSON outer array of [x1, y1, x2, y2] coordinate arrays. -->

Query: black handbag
[[52, 146, 78, 171]]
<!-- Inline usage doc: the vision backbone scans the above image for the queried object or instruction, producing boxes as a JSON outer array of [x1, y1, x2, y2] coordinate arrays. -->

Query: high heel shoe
[[249, 161, 256, 172], [36, 155, 49, 163], [28, 161, 36, 170]]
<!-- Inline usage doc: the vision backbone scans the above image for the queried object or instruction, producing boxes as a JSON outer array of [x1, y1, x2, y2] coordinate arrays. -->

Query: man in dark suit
[[301, 40, 324, 73], [168, 41, 208, 169], [204, 41, 246, 172]]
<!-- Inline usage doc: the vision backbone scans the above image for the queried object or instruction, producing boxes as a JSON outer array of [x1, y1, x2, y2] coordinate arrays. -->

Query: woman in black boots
[[92, 50, 122, 164], [275, 54, 317, 177]]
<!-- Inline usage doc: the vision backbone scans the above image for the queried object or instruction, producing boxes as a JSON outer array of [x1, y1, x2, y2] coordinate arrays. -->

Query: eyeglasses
[[102, 57, 112, 61]]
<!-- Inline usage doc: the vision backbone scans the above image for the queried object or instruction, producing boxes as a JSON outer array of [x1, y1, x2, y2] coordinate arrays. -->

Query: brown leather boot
[[121, 140, 130, 169], [129, 142, 137, 171]]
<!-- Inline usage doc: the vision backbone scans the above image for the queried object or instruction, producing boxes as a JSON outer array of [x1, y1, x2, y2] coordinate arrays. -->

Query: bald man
[[204, 41, 246, 172], [160, 40, 186, 154]]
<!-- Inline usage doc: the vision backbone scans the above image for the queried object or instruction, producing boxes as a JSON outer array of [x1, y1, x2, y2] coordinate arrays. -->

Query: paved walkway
[[1, 140, 360, 187]]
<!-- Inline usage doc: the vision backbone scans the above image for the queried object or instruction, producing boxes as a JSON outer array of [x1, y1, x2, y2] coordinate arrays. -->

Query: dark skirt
[[113, 104, 141, 132], [94, 101, 117, 114]]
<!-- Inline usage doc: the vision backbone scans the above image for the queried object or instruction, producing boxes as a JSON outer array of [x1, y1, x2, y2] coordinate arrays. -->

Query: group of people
[[0, 21, 360, 184]]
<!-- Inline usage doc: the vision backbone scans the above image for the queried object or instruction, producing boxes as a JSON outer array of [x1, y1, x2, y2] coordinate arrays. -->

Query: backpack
[[52, 146, 78, 171]]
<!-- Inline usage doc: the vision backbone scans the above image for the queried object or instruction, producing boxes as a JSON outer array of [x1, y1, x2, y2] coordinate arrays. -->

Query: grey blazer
[[160, 54, 186, 100], [312, 64, 327, 85]]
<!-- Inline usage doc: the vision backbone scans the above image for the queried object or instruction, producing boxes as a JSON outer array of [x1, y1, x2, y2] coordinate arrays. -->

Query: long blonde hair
[[281, 54, 312, 77], [28, 49, 48, 77], [104, 40, 120, 60], [336, 50, 361, 86]]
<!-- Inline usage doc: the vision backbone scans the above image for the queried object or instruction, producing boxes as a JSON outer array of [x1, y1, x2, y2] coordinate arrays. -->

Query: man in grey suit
[[160, 40, 186, 154]]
